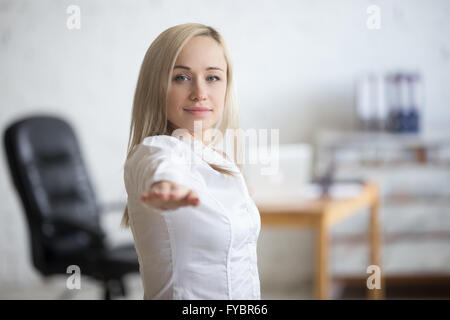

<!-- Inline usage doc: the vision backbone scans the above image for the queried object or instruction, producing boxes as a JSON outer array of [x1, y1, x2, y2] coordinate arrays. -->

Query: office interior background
[[1, 0, 449, 299]]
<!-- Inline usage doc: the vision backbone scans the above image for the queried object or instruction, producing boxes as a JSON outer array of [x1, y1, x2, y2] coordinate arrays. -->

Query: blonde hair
[[121, 23, 242, 228]]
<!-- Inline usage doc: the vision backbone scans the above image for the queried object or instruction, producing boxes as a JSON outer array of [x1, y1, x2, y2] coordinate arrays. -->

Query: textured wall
[[1, 0, 449, 292]]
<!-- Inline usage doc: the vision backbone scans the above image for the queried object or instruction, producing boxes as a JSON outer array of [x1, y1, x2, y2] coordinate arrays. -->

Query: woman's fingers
[[158, 181, 171, 200], [185, 190, 199, 206], [169, 183, 186, 200]]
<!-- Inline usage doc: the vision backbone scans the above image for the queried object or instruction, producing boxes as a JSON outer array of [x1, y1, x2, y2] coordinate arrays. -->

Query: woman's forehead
[[175, 36, 227, 71]]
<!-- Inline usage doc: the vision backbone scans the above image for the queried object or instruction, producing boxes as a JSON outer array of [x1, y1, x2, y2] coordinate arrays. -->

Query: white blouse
[[123, 135, 261, 300]]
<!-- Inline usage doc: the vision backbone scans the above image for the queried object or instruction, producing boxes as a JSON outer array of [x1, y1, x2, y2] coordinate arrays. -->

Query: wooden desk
[[255, 181, 384, 300]]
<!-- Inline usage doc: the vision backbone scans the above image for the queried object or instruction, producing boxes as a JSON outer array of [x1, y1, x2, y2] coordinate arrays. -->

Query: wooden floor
[[2, 274, 450, 300], [332, 274, 450, 299]]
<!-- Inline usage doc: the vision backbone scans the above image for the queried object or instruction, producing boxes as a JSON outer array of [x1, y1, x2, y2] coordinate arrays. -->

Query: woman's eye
[[174, 74, 220, 82], [207, 76, 220, 82], [174, 75, 189, 81]]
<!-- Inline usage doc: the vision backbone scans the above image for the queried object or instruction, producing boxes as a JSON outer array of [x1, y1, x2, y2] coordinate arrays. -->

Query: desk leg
[[368, 184, 385, 300], [315, 216, 329, 300]]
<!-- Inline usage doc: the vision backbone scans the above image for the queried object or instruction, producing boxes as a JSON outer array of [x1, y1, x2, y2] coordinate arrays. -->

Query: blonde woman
[[123, 23, 261, 300]]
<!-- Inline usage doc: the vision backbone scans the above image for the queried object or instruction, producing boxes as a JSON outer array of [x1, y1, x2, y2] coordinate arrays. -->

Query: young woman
[[122, 23, 261, 300]]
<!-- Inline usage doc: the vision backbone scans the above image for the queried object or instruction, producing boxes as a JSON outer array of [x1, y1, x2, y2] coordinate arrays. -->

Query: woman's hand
[[140, 180, 199, 210]]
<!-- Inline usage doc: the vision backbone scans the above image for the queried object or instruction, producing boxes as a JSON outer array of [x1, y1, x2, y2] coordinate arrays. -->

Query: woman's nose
[[190, 80, 207, 101]]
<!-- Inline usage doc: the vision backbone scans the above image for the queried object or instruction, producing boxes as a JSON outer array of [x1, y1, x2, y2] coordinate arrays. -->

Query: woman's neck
[[170, 128, 214, 146]]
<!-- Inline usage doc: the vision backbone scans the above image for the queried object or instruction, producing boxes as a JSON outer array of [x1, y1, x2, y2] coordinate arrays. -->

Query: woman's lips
[[183, 107, 212, 116]]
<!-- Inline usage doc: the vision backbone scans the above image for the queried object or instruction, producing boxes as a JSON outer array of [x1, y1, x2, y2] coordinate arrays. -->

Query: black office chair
[[3, 114, 139, 299]]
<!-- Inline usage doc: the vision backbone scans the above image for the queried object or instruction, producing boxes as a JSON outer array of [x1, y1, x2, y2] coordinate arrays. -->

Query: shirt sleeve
[[124, 135, 194, 197]]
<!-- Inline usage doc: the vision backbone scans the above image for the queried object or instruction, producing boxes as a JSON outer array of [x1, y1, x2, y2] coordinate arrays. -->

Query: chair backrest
[[3, 115, 103, 274]]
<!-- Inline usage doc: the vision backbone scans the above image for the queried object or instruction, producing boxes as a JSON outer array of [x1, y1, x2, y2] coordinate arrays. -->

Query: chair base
[[103, 278, 127, 300]]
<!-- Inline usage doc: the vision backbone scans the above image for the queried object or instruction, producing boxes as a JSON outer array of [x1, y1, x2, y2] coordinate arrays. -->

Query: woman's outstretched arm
[[125, 136, 200, 213]]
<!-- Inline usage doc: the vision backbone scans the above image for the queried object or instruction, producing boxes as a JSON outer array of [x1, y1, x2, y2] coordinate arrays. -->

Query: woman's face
[[166, 36, 227, 138]]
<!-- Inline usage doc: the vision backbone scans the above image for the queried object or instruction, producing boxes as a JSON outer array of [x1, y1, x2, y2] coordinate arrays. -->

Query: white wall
[[1, 0, 449, 291]]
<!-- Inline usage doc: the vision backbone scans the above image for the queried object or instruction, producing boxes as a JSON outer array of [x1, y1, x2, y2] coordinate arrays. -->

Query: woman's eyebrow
[[174, 65, 224, 72]]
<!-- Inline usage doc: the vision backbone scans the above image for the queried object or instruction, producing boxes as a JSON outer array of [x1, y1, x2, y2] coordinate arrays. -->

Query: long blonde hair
[[121, 23, 242, 228]]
